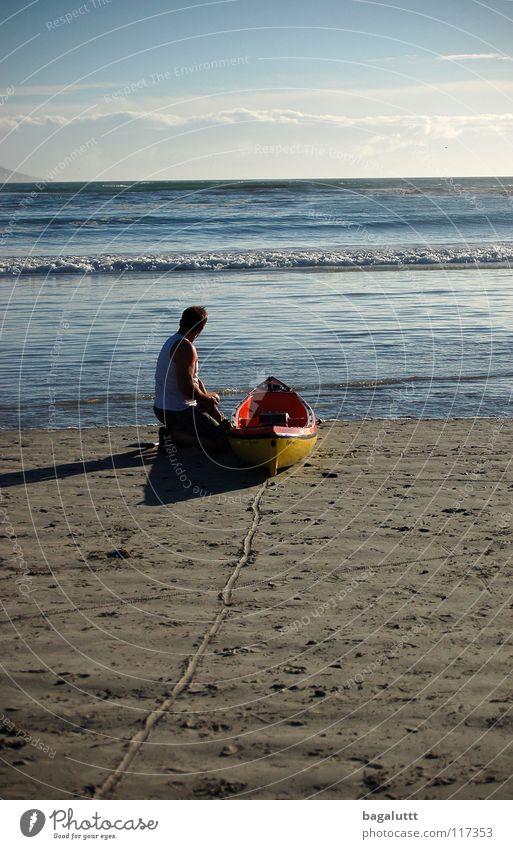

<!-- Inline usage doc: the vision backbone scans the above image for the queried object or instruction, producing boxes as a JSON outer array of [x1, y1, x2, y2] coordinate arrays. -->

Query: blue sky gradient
[[1, 0, 512, 178]]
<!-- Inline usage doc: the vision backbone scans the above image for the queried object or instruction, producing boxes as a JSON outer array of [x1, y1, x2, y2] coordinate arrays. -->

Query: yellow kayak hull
[[229, 432, 317, 476]]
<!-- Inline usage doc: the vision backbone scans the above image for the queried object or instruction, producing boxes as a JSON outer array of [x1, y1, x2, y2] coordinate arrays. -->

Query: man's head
[[179, 305, 208, 340]]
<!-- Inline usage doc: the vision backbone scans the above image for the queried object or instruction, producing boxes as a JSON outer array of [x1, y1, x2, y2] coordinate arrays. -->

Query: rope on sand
[[92, 479, 268, 800]]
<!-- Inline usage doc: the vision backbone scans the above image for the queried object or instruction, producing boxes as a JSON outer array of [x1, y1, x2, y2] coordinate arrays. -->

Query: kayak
[[229, 376, 317, 476]]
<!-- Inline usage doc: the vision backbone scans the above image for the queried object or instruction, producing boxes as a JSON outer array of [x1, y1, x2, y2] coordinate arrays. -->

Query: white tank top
[[154, 332, 198, 411]]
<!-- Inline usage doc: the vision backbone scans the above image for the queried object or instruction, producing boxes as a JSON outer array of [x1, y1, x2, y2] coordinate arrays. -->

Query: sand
[[0, 419, 512, 800]]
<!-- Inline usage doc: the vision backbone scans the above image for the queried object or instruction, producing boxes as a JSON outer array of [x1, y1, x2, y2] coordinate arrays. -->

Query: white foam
[[1, 245, 512, 275]]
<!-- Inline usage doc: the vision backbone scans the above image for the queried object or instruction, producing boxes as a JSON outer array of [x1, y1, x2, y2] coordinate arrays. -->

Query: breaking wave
[[1, 244, 513, 275]]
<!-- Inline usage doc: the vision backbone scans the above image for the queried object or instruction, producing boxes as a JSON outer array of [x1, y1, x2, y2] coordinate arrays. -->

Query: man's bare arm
[[172, 341, 216, 407], [197, 377, 220, 404]]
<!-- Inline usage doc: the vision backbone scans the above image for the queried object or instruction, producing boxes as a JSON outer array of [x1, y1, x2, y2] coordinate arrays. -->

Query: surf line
[[92, 479, 269, 800]]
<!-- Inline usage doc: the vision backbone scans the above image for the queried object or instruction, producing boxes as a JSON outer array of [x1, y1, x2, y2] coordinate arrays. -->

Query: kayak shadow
[[143, 446, 266, 506]]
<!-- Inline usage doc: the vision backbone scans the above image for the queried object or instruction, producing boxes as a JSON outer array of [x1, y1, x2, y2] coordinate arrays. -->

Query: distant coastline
[[0, 164, 39, 183]]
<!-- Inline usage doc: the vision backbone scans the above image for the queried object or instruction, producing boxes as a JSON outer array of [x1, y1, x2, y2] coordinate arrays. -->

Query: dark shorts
[[154, 405, 225, 442]]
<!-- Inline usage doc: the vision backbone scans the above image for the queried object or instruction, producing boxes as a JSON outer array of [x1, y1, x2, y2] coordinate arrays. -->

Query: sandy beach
[[0, 419, 511, 800]]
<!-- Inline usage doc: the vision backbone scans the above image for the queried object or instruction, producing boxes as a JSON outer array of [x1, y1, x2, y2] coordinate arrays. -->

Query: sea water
[[1, 178, 512, 427]]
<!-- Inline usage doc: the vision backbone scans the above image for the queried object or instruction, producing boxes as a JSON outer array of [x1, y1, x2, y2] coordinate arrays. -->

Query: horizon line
[[3, 174, 513, 184]]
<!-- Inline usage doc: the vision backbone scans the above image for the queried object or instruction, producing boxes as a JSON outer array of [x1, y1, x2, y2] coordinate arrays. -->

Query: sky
[[0, 0, 512, 179]]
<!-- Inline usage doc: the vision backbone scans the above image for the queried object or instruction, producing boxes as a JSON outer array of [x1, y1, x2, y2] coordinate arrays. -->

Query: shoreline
[[1, 420, 512, 799], [3, 415, 512, 431]]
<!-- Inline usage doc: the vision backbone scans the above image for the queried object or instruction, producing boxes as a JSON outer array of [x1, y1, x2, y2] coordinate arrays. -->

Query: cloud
[[438, 52, 513, 61], [1, 109, 512, 138], [0, 114, 72, 128], [365, 53, 421, 63]]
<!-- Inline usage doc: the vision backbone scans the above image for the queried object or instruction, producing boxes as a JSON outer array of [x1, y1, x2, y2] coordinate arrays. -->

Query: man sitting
[[154, 305, 228, 453]]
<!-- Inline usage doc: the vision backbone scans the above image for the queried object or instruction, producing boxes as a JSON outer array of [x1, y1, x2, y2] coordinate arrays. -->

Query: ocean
[[1, 177, 513, 428]]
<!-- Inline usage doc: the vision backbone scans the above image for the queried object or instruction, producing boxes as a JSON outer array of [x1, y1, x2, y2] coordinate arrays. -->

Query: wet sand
[[0, 420, 512, 799]]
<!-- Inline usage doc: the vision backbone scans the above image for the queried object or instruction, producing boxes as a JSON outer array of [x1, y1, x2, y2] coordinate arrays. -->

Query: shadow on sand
[[143, 446, 264, 506], [0, 442, 264, 506]]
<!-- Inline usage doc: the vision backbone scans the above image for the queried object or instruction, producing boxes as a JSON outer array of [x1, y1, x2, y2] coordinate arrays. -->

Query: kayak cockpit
[[232, 376, 314, 430]]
